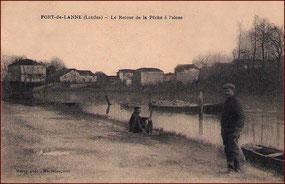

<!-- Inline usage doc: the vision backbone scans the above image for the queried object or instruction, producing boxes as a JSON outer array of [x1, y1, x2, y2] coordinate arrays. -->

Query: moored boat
[[120, 102, 143, 109], [241, 143, 284, 175], [150, 103, 223, 115]]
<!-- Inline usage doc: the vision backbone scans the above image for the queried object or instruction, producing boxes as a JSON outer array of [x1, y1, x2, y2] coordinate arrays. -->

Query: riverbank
[[1, 101, 283, 183], [32, 87, 284, 114]]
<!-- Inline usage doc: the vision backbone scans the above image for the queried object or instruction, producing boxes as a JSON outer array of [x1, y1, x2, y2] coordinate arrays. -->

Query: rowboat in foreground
[[241, 143, 284, 175]]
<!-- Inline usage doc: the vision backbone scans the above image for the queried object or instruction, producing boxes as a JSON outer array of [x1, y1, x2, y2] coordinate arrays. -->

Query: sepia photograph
[[1, 1, 284, 183]]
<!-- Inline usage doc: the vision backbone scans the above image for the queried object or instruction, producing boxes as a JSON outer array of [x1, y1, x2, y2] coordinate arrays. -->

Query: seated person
[[129, 107, 144, 133], [129, 107, 153, 134]]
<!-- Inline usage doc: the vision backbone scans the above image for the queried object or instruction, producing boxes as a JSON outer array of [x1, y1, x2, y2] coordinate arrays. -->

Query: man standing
[[221, 83, 245, 173]]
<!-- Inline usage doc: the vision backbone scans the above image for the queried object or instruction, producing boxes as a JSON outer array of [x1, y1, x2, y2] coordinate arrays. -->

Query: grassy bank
[[1, 101, 284, 182]]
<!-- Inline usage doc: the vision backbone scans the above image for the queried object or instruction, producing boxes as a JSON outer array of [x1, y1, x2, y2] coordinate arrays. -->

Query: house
[[163, 73, 175, 82], [117, 69, 135, 86], [134, 68, 164, 86], [77, 70, 97, 83], [56, 69, 97, 83], [8, 59, 46, 83], [174, 64, 199, 84]]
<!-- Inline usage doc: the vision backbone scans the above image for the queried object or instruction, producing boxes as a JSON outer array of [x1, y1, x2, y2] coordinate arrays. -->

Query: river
[[34, 90, 284, 150]]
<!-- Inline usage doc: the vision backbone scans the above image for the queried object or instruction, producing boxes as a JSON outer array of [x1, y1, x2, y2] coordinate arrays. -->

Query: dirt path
[[1, 102, 283, 183]]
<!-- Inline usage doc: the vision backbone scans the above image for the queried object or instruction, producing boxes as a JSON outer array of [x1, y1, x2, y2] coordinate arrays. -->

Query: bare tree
[[256, 17, 272, 69], [249, 15, 259, 68], [193, 52, 232, 81], [232, 48, 238, 60], [1, 55, 26, 82], [236, 21, 244, 60], [268, 25, 284, 67], [193, 52, 232, 68], [268, 24, 284, 83]]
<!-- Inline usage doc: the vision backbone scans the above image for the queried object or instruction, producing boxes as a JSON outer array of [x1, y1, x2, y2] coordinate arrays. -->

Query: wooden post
[[106, 105, 110, 114], [44, 84, 48, 104], [105, 95, 111, 106], [252, 122, 255, 143], [148, 93, 152, 120], [260, 111, 264, 144], [199, 91, 203, 136], [276, 121, 280, 148], [105, 95, 111, 114]]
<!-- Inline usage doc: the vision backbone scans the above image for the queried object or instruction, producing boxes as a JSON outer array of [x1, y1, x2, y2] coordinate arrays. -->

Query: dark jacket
[[129, 112, 143, 133], [221, 95, 245, 134]]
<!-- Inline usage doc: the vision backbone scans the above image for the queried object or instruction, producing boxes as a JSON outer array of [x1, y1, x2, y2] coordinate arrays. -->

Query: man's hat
[[223, 83, 235, 91], [134, 106, 141, 110]]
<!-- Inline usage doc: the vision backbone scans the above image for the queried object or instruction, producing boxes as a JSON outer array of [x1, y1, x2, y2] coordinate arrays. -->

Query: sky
[[1, 1, 284, 75]]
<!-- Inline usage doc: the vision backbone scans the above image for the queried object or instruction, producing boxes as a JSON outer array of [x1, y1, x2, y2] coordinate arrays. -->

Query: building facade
[[8, 59, 46, 83], [117, 69, 135, 86], [134, 68, 164, 86], [174, 64, 199, 84], [59, 69, 97, 83]]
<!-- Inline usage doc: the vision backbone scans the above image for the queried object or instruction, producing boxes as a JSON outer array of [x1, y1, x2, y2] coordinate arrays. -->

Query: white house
[[134, 68, 164, 86], [117, 69, 135, 86], [8, 59, 46, 83], [174, 64, 199, 84], [58, 69, 97, 83]]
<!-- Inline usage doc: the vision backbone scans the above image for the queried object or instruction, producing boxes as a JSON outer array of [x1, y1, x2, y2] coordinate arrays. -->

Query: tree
[[1, 55, 27, 82], [193, 52, 232, 68], [256, 17, 272, 69], [193, 52, 232, 81], [94, 71, 107, 85], [268, 24, 284, 83], [236, 21, 244, 60], [233, 16, 283, 70], [268, 25, 284, 67], [50, 57, 66, 71], [249, 15, 259, 68]]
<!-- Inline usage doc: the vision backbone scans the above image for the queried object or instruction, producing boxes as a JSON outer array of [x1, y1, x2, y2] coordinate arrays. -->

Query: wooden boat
[[120, 102, 143, 109], [63, 102, 80, 107], [241, 143, 284, 175], [150, 103, 223, 115]]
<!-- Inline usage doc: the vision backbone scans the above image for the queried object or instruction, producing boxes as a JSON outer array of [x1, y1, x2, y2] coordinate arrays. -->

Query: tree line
[[233, 15, 284, 70]]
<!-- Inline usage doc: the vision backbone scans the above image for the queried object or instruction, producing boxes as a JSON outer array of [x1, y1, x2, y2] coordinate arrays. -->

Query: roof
[[108, 75, 119, 79], [77, 70, 94, 76], [136, 68, 163, 72], [118, 69, 135, 73], [54, 69, 72, 78], [174, 64, 199, 72], [164, 72, 175, 76], [8, 59, 43, 67], [55, 68, 94, 78]]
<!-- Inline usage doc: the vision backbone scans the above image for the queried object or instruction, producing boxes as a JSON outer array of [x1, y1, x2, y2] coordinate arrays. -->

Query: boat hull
[[241, 144, 284, 175], [150, 103, 223, 115]]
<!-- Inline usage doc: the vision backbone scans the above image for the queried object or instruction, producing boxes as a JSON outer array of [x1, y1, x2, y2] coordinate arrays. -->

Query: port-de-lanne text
[[40, 15, 183, 20]]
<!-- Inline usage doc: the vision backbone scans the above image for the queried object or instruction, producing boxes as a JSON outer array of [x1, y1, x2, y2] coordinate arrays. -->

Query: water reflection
[[34, 91, 284, 150], [83, 104, 284, 150]]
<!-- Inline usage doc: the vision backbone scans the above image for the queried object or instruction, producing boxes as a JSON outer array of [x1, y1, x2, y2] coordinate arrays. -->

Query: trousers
[[221, 132, 244, 170]]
